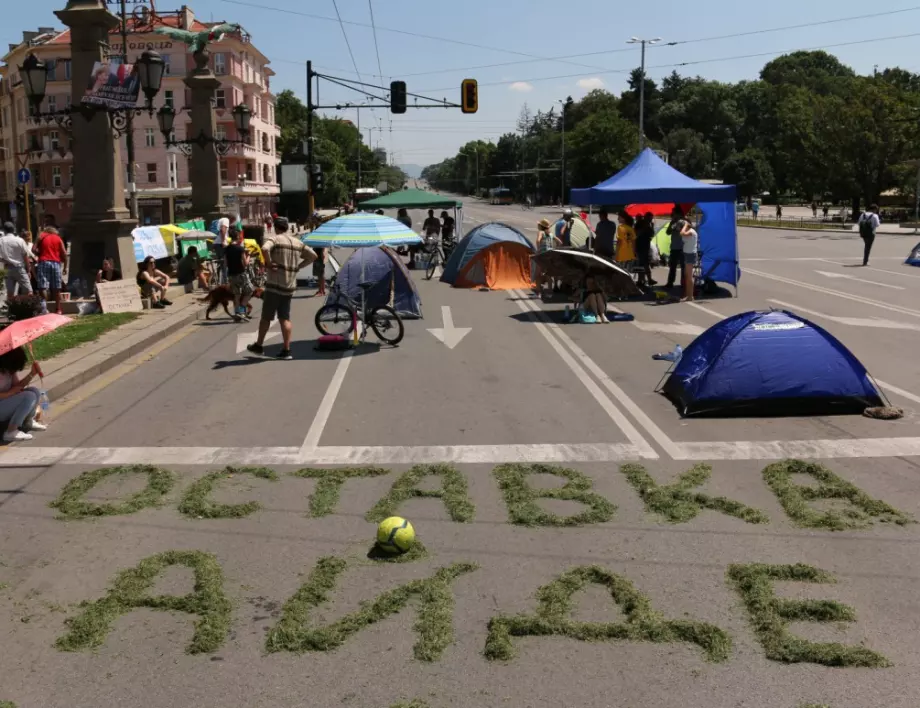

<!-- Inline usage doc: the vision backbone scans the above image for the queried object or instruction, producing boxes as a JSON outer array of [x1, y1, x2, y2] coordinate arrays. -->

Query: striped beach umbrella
[[301, 213, 423, 249]]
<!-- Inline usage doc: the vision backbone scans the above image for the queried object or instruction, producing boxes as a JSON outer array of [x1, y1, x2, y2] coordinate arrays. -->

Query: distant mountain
[[399, 164, 424, 179]]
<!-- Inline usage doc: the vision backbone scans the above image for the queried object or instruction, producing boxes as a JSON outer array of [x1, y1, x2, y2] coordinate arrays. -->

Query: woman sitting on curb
[[0, 346, 46, 442], [136, 256, 173, 309]]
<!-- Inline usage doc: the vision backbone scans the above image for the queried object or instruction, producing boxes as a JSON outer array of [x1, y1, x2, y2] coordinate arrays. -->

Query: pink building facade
[[0, 6, 280, 228]]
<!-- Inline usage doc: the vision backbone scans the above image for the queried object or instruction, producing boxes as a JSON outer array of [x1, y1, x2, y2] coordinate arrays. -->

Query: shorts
[[261, 290, 292, 322], [684, 251, 699, 266], [229, 272, 253, 298], [312, 259, 325, 278], [36, 261, 62, 290]]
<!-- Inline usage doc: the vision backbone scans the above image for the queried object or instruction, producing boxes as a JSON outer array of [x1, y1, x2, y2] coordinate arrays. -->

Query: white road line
[[0, 447, 303, 467], [819, 258, 920, 278], [309, 443, 648, 465], [686, 302, 727, 320], [814, 269, 904, 290], [676, 438, 920, 461], [767, 299, 920, 332], [300, 350, 354, 454], [514, 291, 682, 460], [509, 290, 658, 458], [744, 267, 920, 320], [875, 380, 920, 406], [632, 322, 704, 335]]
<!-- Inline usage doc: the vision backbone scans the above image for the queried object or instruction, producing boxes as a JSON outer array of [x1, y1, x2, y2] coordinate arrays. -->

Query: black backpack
[[859, 214, 876, 239]]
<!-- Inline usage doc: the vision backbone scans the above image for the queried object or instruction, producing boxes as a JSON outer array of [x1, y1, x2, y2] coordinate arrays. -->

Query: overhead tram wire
[[415, 30, 920, 93], [331, 0, 362, 81], [368, 0, 384, 82]]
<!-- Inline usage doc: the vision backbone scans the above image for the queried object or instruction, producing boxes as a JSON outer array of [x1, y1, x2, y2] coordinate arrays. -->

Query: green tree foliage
[[424, 51, 920, 208]]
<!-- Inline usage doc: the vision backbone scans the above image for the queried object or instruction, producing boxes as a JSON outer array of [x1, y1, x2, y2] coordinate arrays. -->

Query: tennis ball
[[376, 516, 415, 554]]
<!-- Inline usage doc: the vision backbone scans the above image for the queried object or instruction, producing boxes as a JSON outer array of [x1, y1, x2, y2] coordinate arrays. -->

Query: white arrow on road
[[237, 322, 281, 353], [427, 305, 471, 349], [768, 299, 920, 331], [814, 270, 904, 290]]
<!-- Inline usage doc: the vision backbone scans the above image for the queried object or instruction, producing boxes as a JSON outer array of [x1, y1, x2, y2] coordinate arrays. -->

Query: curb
[[45, 305, 205, 402]]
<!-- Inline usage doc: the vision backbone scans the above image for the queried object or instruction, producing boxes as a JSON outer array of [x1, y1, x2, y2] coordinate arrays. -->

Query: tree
[[760, 50, 855, 95], [567, 109, 637, 190], [721, 148, 774, 198]]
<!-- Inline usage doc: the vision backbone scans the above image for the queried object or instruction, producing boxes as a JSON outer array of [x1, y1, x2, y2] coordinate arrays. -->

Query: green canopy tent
[[359, 189, 464, 237]]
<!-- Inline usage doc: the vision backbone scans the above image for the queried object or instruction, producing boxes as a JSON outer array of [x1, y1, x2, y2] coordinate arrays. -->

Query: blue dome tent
[[906, 242, 920, 266], [327, 246, 422, 319], [440, 222, 535, 290], [660, 310, 885, 417], [570, 148, 740, 293]]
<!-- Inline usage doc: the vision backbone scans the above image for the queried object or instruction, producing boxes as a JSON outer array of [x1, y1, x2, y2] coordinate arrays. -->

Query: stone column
[[184, 49, 224, 225], [55, 0, 137, 284]]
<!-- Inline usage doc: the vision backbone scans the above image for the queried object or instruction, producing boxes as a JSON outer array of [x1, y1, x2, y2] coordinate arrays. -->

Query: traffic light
[[15, 185, 25, 209], [312, 169, 324, 192], [390, 80, 407, 114], [461, 78, 478, 114]]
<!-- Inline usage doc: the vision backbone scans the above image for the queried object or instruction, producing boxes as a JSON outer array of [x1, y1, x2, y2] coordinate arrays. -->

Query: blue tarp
[[661, 310, 884, 416], [327, 246, 423, 319], [571, 149, 739, 286], [440, 222, 533, 284], [906, 242, 920, 266]]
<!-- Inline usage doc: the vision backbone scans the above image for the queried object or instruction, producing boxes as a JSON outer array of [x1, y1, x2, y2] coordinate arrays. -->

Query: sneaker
[[276, 348, 293, 361], [27, 422, 48, 432], [233, 314, 243, 322], [3, 430, 32, 443], [246, 343, 264, 356], [161, 298, 173, 306], [152, 301, 166, 309]]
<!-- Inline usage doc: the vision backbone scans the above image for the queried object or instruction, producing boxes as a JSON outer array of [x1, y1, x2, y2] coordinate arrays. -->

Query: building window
[[245, 162, 253, 181], [18, 135, 26, 153], [146, 162, 157, 183], [2, 107, 8, 129], [162, 54, 171, 76], [219, 160, 228, 182], [48, 95, 56, 112], [46, 60, 57, 82], [16, 98, 24, 121], [64, 59, 71, 80], [214, 53, 226, 75], [52, 166, 61, 188], [50, 131, 59, 150], [164, 90, 174, 109], [215, 89, 225, 109], [262, 164, 269, 182], [261, 133, 268, 152], [64, 94, 71, 108], [215, 125, 226, 141], [33, 170, 42, 189], [145, 128, 155, 148]]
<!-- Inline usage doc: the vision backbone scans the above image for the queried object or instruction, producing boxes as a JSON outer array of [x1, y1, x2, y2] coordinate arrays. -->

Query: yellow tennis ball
[[376, 516, 415, 554]]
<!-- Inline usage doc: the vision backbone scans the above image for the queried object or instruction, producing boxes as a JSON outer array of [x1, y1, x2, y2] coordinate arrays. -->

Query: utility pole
[[557, 99, 566, 206], [306, 60, 314, 215], [627, 36, 662, 151], [356, 106, 361, 189], [120, 0, 138, 219]]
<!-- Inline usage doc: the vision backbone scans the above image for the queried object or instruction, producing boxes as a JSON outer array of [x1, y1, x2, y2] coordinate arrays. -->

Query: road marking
[[814, 269, 904, 290], [768, 299, 920, 331], [49, 324, 199, 418], [509, 290, 658, 458], [514, 291, 679, 459], [676, 438, 920, 461], [875, 380, 920, 406], [427, 305, 471, 349], [744, 267, 920, 320], [819, 259, 920, 278], [299, 350, 354, 454], [236, 322, 280, 353], [632, 321, 704, 335], [686, 302, 727, 321]]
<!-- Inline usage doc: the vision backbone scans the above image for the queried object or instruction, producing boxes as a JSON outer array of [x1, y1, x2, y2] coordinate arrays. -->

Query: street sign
[[17, 168, 31, 185]]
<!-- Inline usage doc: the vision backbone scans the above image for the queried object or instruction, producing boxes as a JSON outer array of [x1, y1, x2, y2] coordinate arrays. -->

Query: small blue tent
[[327, 246, 422, 319], [906, 242, 920, 266], [570, 148, 740, 289], [661, 310, 885, 416]]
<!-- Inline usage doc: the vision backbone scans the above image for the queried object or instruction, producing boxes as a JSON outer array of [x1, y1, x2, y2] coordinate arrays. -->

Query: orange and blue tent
[[440, 222, 535, 290]]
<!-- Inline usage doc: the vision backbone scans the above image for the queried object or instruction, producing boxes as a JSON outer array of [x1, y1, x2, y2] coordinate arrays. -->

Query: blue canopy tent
[[660, 310, 885, 417], [570, 148, 740, 292]]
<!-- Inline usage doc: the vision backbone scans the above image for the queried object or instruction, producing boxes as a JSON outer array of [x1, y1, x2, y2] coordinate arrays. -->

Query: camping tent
[[359, 189, 463, 238], [326, 246, 422, 319], [440, 222, 535, 290], [660, 309, 885, 417], [906, 242, 920, 266], [570, 148, 739, 290]]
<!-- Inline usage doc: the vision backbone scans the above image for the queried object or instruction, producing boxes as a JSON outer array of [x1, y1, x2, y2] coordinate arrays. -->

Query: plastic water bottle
[[652, 344, 683, 363], [39, 391, 50, 417], [563, 305, 571, 322]]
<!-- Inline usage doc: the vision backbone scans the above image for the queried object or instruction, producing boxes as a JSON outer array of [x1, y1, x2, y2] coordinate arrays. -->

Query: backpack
[[859, 214, 876, 239]]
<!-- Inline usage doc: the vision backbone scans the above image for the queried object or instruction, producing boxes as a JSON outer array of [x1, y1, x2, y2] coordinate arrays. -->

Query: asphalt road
[[1, 200, 920, 708]]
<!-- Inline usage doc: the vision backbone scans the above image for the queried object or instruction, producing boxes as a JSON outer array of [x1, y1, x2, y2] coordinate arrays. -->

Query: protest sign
[[95, 280, 143, 314], [82, 59, 141, 110]]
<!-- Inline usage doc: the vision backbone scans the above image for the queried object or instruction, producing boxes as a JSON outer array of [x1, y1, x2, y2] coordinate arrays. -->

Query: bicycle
[[314, 280, 405, 346], [422, 235, 456, 281], [520, 201, 533, 211]]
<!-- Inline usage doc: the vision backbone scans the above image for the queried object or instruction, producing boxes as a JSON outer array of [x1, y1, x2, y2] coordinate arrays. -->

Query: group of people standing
[[0, 221, 69, 314]]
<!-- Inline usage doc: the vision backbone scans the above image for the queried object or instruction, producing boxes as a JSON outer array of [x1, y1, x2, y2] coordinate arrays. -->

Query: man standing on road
[[0, 221, 33, 296], [225, 225, 253, 321], [247, 217, 316, 361], [214, 217, 230, 284], [665, 207, 686, 291], [34, 226, 68, 314], [555, 208, 575, 248], [858, 204, 881, 267], [423, 209, 441, 238], [592, 209, 616, 261]]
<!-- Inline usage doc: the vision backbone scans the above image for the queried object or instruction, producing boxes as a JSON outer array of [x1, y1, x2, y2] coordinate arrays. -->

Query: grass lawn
[[738, 217, 842, 231], [29, 312, 141, 361]]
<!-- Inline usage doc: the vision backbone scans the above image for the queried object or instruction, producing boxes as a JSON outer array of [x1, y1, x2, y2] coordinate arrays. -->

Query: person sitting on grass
[[136, 255, 172, 309], [177, 247, 208, 291], [0, 346, 46, 442]]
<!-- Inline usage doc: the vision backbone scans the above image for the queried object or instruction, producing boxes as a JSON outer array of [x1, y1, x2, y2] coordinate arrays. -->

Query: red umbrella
[[0, 314, 71, 357]]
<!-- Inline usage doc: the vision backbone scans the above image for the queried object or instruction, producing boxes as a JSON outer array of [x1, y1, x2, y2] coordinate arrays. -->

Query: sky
[[5, 0, 920, 170]]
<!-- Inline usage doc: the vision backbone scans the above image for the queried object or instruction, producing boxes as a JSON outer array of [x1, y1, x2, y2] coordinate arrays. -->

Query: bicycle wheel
[[315, 303, 355, 336], [425, 249, 440, 280], [369, 305, 404, 346]]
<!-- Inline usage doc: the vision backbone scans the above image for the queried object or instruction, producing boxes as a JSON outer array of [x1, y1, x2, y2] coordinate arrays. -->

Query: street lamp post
[[627, 36, 662, 151], [557, 99, 566, 207]]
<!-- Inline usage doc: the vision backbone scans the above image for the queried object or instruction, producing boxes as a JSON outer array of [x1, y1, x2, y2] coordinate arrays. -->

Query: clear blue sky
[[6, 0, 920, 169]]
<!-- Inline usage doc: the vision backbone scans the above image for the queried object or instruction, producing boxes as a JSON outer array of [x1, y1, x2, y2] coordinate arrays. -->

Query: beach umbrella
[[533, 249, 641, 298], [301, 212, 423, 249]]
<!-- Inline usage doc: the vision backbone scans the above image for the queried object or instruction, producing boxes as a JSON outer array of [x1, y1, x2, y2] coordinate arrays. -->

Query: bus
[[354, 187, 380, 207]]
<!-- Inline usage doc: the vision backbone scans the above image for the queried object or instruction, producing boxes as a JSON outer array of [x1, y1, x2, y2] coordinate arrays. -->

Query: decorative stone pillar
[[55, 0, 137, 283], [184, 48, 224, 225]]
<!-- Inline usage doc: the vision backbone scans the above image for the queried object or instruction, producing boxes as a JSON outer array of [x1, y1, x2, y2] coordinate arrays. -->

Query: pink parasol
[[0, 314, 71, 357]]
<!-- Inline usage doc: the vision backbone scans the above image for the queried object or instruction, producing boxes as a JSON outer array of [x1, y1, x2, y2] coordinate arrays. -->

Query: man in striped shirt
[[247, 217, 316, 360]]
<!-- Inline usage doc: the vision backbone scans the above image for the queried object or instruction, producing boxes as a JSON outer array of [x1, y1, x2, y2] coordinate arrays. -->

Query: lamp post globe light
[[157, 102, 252, 157], [20, 53, 48, 109]]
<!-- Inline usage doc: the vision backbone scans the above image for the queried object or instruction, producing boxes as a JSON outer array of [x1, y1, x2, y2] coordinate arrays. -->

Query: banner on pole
[[82, 59, 141, 110]]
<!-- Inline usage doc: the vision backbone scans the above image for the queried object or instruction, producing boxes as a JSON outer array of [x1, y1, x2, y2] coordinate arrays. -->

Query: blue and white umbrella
[[301, 212, 423, 249]]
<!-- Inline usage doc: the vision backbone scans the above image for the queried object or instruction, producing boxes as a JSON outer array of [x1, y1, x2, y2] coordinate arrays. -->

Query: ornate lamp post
[[155, 102, 251, 156]]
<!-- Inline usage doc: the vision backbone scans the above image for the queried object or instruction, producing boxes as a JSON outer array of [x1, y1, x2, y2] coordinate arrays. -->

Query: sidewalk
[[39, 287, 205, 402]]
